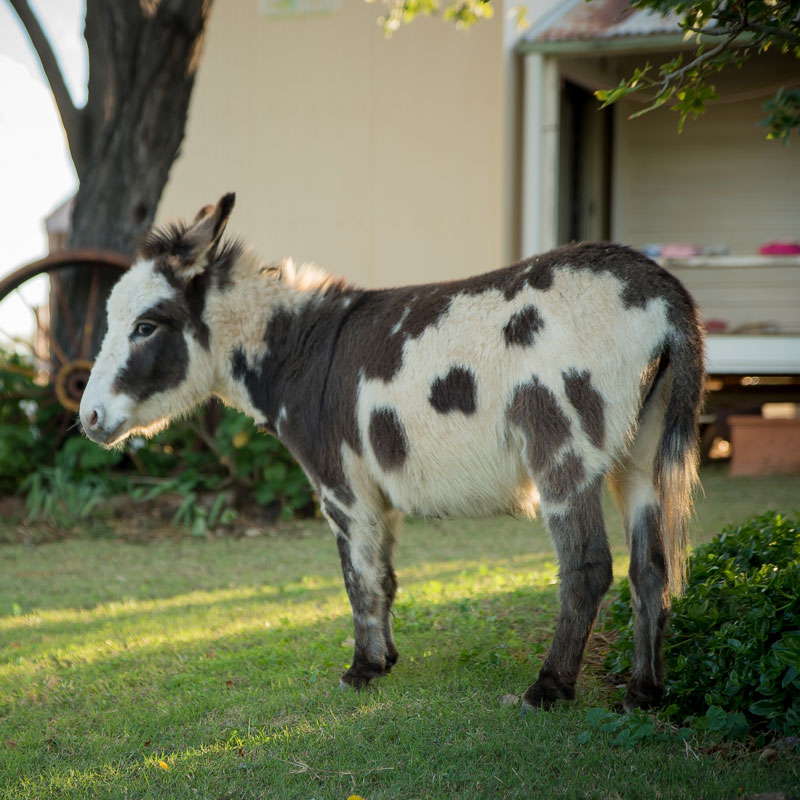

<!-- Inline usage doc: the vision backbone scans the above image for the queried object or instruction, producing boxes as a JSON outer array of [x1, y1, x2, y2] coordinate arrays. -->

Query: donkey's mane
[[140, 217, 346, 297], [286, 260, 347, 294], [138, 221, 190, 260]]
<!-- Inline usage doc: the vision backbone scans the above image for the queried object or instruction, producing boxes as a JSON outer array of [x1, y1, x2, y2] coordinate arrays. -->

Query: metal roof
[[522, 0, 686, 53]]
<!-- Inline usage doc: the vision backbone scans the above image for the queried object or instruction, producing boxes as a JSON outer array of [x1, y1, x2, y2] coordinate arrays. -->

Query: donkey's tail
[[653, 315, 705, 596]]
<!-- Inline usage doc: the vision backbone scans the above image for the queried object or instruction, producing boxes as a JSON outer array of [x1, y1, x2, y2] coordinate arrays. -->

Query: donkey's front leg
[[523, 480, 613, 710], [328, 507, 400, 689]]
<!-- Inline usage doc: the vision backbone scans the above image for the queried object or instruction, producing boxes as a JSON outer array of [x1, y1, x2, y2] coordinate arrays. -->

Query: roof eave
[[518, 32, 689, 56]]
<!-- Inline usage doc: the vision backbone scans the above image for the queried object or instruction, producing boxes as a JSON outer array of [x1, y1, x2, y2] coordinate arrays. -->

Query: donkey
[[80, 193, 704, 711]]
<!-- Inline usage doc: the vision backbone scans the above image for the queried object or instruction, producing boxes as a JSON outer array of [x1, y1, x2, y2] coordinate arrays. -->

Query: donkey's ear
[[165, 192, 236, 279]]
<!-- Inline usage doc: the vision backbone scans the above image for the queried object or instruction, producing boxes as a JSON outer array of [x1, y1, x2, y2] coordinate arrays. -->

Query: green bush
[[0, 355, 62, 493], [604, 512, 800, 737], [0, 350, 314, 526]]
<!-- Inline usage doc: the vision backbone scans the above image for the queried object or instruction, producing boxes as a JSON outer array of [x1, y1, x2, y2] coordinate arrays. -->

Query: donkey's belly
[[378, 436, 539, 520]]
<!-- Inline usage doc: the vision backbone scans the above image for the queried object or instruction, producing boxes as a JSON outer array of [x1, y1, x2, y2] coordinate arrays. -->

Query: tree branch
[[84, 0, 113, 155], [7, 0, 88, 176], [655, 34, 734, 96], [748, 22, 800, 48]]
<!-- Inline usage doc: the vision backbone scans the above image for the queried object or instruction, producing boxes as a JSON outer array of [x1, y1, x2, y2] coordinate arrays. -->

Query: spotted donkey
[[80, 194, 704, 711]]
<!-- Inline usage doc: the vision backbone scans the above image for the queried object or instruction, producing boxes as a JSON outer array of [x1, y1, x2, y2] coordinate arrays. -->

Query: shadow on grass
[[1, 574, 563, 688], [0, 579, 566, 767]]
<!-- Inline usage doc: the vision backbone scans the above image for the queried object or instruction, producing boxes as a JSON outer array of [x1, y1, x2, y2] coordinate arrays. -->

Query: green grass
[[1, 466, 798, 799]]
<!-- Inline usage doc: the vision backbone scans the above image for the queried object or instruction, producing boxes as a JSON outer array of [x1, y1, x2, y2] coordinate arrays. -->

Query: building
[[157, 0, 800, 452]]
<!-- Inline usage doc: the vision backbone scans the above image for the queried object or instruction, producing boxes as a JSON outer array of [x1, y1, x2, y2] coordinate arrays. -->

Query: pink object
[[705, 319, 727, 333], [660, 244, 701, 258], [759, 242, 800, 255]]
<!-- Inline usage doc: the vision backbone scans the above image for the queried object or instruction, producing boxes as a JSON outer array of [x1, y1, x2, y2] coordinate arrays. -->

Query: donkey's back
[[80, 196, 705, 712]]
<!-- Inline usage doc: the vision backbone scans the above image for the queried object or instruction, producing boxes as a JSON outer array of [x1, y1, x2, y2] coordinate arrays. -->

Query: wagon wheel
[[0, 250, 132, 445]]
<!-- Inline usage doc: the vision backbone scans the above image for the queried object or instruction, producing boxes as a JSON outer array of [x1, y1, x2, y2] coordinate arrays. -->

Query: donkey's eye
[[133, 322, 156, 338]]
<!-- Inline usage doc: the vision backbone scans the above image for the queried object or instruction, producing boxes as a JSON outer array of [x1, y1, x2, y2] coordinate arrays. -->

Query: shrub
[[0, 349, 314, 526], [0, 355, 62, 493], [604, 512, 800, 737]]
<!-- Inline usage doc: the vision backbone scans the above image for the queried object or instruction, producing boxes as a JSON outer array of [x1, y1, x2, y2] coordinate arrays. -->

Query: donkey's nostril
[[87, 406, 104, 430]]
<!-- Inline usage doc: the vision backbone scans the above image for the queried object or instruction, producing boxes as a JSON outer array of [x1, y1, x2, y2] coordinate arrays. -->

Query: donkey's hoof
[[623, 680, 663, 711], [520, 699, 542, 717], [339, 658, 390, 690], [385, 647, 399, 670], [339, 676, 374, 691], [522, 674, 575, 711], [339, 672, 372, 690]]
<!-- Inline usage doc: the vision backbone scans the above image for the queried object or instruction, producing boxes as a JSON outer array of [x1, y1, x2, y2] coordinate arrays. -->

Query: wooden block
[[728, 415, 800, 477]]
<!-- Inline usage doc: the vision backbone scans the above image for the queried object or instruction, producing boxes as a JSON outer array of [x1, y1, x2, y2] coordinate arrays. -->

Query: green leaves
[[215, 409, 314, 520], [372, 0, 494, 36], [593, 0, 800, 139], [761, 87, 800, 143], [578, 707, 690, 748], [603, 512, 800, 738], [0, 353, 64, 493], [673, 83, 720, 131]]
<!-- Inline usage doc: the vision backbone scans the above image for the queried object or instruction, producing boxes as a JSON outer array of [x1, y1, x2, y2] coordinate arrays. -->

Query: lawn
[[1, 465, 798, 799]]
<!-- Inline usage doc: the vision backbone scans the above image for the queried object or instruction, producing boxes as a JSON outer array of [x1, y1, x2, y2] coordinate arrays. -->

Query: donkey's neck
[[207, 253, 358, 435]]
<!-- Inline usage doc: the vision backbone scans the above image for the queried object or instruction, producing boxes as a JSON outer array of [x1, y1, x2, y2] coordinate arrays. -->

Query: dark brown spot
[[141, 211, 245, 349], [541, 450, 586, 504], [503, 305, 543, 347], [112, 301, 190, 401], [429, 367, 477, 415], [508, 377, 571, 474], [152, 265, 212, 349], [369, 407, 408, 471], [563, 369, 605, 449]]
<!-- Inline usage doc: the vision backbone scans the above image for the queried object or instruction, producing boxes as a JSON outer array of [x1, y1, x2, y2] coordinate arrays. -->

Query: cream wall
[[157, 1, 512, 288]]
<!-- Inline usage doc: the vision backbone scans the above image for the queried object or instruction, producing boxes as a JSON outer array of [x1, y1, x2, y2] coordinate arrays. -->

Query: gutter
[[517, 33, 688, 56]]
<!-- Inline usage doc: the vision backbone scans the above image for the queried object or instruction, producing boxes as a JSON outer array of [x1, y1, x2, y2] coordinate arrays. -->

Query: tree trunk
[[35, 0, 213, 359]]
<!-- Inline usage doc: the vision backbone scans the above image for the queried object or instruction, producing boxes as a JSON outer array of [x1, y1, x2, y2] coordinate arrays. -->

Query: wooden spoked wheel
[[0, 250, 132, 441]]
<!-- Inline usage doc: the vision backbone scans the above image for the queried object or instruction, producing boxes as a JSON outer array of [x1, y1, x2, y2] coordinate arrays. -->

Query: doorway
[[557, 80, 613, 244]]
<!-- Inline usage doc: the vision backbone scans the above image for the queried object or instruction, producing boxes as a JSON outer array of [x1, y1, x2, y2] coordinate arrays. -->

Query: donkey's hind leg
[[608, 376, 671, 710], [523, 477, 613, 710], [609, 463, 670, 710], [327, 505, 401, 689], [626, 503, 668, 709]]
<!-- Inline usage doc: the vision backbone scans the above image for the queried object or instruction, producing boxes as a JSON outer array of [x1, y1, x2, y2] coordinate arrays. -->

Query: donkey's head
[[80, 193, 237, 445]]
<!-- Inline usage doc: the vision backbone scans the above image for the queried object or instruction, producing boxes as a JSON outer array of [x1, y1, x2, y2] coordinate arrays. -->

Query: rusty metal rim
[[55, 359, 94, 412], [0, 249, 133, 299]]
